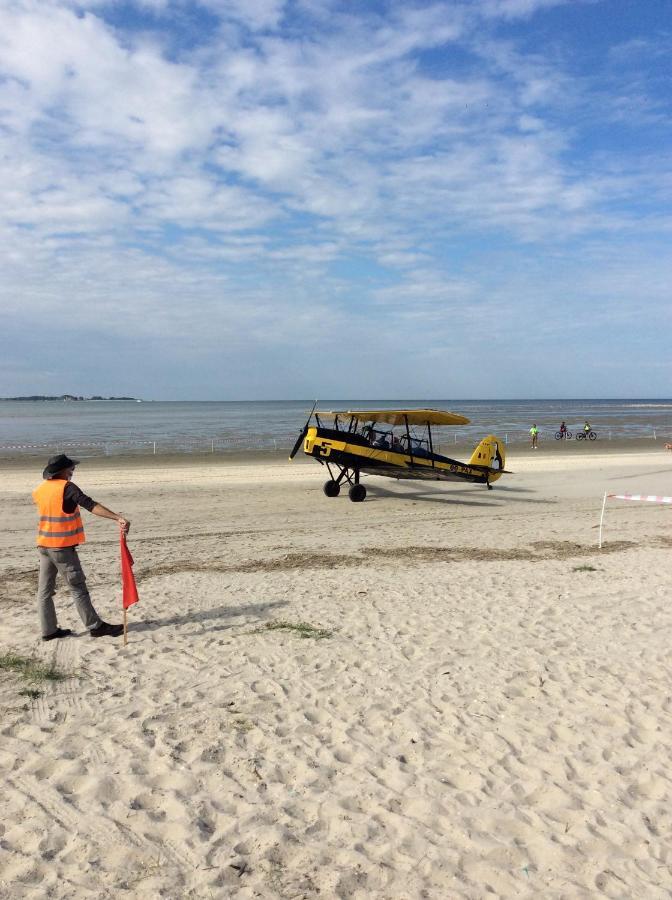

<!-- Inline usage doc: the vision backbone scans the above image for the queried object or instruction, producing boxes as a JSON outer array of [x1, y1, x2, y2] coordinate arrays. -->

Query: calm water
[[1, 399, 671, 456]]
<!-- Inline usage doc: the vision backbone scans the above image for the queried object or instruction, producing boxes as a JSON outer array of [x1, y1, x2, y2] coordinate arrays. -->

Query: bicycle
[[555, 430, 573, 440], [576, 430, 597, 441]]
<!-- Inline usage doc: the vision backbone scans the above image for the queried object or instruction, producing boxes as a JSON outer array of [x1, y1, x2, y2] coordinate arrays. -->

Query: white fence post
[[598, 492, 608, 549], [153, 442, 156, 454]]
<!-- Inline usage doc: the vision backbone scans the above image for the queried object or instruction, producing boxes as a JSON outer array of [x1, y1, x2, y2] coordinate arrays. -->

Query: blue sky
[[1, 0, 670, 400]]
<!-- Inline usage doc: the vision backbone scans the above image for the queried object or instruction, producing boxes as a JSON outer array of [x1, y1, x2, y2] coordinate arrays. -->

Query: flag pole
[[120, 528, 139, 643], [121, 526, 128, 645]]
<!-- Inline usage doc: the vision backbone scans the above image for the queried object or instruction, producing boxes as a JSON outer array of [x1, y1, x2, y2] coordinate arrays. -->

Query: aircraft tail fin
[[469, 434, 506, 482]]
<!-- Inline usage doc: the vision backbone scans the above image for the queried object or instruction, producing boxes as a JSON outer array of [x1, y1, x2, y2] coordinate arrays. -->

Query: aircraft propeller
[[289, 401, 318, 460]]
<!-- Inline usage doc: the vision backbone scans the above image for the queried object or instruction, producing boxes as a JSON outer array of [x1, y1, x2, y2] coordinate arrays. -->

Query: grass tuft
[[231, 717, 254, 733], [18, 687, 42, 700], [0, 652, 67, 684], [253, 620, 333, 640], [572, 564, 598, 572]]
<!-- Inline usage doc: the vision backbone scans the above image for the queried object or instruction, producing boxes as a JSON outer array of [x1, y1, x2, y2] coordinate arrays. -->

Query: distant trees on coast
[[3, 394, 139, 401]]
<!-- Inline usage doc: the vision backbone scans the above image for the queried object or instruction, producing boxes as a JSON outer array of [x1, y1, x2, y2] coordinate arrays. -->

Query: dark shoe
[[42, 627, 73, 642], [90, 622, 124, 638]]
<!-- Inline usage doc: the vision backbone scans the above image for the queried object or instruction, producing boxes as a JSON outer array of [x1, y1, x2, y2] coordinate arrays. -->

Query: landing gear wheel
[[348, 484, 366, 502], [487, 483, 493, 491], [323, 480, 340, 497]]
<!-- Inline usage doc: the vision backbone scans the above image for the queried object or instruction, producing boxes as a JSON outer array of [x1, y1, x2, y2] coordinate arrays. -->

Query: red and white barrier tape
[[600, 491, 672, 547], [608, 493, 672, 503]]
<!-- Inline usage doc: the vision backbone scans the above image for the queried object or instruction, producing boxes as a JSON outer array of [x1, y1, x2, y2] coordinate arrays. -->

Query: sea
[[1, 399, 671, 457]]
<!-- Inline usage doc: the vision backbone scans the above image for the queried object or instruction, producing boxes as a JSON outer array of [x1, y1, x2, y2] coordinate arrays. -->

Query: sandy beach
[[1, 443, 672, 898]]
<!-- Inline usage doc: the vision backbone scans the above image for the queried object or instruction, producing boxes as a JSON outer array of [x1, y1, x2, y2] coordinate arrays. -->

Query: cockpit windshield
[[360, 423, 431, 455]]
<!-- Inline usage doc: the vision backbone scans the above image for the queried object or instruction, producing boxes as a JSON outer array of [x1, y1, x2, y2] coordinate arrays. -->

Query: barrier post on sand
[[599, 492, 672, 548], [598, 491, 608, 549]]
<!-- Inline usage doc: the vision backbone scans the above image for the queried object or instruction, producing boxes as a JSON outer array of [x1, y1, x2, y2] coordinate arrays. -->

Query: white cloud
[[0, 0, 670, 396], [478, 0, 577, 21], [201, 0, 287, 30]]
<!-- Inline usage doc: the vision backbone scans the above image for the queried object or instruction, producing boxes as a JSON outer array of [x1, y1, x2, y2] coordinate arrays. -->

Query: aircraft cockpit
[[404, 434, 431, 457], [362, 425, 395, 449], [361, 423, 432, 456]]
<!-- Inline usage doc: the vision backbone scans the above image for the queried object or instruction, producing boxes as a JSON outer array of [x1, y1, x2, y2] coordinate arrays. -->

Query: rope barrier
[[0, 436, 295, 455]]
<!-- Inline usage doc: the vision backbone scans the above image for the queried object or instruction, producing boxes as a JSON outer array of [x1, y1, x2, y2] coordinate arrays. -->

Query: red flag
[[120, 533, 140, 609]]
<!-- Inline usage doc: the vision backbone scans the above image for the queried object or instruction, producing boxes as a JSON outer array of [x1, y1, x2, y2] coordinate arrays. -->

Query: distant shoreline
[[1, 395, 141, 402], [2, 397, 671, 403]]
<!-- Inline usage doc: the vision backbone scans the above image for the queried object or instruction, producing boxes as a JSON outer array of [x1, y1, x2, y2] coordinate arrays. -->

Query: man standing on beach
[[529, 424, 539, 449], [32, 454, 130, 641]]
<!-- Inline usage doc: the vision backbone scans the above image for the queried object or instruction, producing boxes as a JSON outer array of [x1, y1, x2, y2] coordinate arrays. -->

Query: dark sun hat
[[43, 454, 80, 479]]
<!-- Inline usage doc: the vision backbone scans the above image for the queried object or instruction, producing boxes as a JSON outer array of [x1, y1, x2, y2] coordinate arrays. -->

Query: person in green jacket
[[530, 424, 539, 449]]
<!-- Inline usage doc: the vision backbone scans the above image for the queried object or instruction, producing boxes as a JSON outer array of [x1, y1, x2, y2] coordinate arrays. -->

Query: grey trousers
[[37, 547, 102, 636]]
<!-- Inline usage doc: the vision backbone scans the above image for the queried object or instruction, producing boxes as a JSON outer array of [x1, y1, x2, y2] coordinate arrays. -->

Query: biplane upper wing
[[317, 408, 471, 426]]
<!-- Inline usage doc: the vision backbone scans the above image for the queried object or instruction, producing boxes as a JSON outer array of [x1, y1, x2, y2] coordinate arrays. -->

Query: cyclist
[[559, 421, 568, 438], [583, 421, 592, 436]]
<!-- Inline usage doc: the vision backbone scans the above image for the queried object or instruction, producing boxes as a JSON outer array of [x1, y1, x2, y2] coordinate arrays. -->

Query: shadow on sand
[[130, 598, 289, 633], [609, 467, 672, 481], [364, 481, 551, 506]]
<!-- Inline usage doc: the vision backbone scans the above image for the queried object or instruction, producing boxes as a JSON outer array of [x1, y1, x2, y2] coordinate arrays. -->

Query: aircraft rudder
[[469, 434, 506, 480]]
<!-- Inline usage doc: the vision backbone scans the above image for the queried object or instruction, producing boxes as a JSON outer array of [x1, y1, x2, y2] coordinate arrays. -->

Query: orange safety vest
[[32, 480, 86, 548]]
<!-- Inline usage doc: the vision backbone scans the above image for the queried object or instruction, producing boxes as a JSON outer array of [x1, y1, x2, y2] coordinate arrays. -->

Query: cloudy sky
[[1, 0, 670, 400]]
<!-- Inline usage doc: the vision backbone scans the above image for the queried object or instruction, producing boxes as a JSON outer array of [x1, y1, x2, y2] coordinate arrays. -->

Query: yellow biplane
[[289, 407, 508, 501]]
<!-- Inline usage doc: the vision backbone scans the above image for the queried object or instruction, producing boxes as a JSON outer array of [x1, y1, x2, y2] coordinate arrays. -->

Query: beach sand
[[1, 444, 672, 898]]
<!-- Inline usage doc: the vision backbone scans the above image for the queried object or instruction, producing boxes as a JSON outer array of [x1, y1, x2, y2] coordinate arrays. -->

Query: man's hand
[[91, 503, 131, 533]]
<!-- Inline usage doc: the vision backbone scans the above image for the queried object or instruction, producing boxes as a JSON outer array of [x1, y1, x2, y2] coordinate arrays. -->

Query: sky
[[1, 0, 671, 400]]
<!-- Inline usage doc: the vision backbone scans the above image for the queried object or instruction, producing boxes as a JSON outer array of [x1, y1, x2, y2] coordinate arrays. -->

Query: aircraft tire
[[349, 484, 366, 502], [323, 480, 340, 497]]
